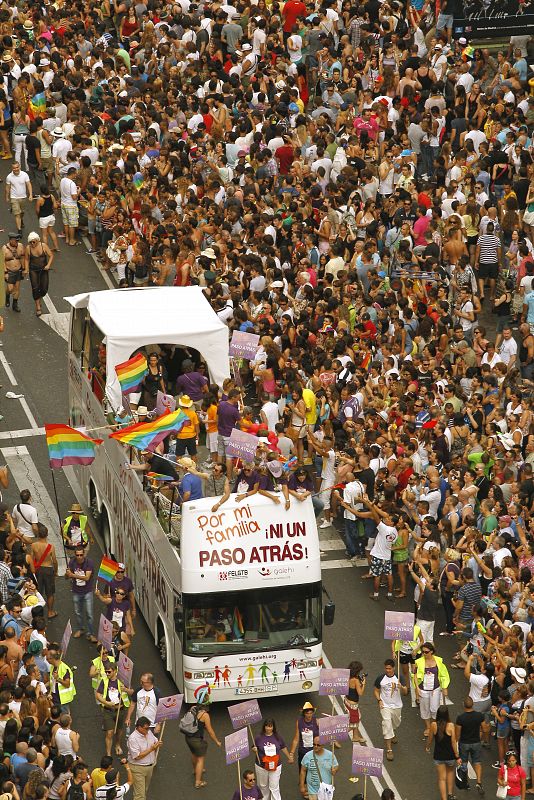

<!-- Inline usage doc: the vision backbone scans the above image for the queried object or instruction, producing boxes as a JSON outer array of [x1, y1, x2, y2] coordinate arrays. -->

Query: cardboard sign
[[226, 429, 259, 461], [352, 745, 384, 777], [98, 614, 113, 651], [60, 620, 72, 658], [117, 652, 134, 688], [384, 610, 415, 641], [154, 694, 184, 723], [228, 699, 262, 730], [225, 727, 250, 765], [229, 331, 260, 360], [319, 668, 350, 696], [318, 714, 350, 745]]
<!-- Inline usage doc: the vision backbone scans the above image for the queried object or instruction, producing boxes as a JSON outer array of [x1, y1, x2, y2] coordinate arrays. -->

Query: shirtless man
[[31, 523, 59, 619], [3, 233, 25, 313]]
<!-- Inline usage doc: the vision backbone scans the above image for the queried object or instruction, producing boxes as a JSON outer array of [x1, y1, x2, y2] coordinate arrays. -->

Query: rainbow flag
[[45, 424, 103, 469], [108, 409, 188, 451], [28, 91, 46, 120], [98, 556, 120, 583], [147, 472, 174, 482], [115, 353, 148, 393], [232, 607, 244, 640]]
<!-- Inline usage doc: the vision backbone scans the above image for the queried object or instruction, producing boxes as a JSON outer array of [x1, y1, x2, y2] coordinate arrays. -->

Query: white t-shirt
[[498, 337, 518, 365], [370, 521, 397, 561], [60, 177, 78, 207], [374, 672, 403, 708], [12, 502, 38, 537], [469, 672, 491, 702], [6, 170, 29, 199], [261, 401, 279, 432]]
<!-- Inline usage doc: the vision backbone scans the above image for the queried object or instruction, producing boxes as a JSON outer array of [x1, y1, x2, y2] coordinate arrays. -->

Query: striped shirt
[[477, 233, 500, 263], [457, 580, 482, 622]]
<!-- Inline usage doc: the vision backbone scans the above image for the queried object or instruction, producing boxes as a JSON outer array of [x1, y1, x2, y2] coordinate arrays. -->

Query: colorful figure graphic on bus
[[272, 671, 278, 684], [214, 666, 222, 687], [299, 669, 307, 680], [259, 663, 271, 684], [284, 662, 291, 682], [222, 666, 231, 687], [237, 674, 243, 687], [245, 664, 256, 685]]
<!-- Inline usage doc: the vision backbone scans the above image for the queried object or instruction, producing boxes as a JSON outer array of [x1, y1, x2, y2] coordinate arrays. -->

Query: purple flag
[[226, 429, 259, 461], [228, 700, 262, 730], [154, 694, 184, 723], [229, 331, 260, 360], [319, 668, 350, 696], [97, 615, 113, 651], [225, 727, 249, 765], [117, 652, 134, 688], [352, 745, 384, 777], [60, 620, 72, 659], [318, 714, 350, 745], [384, 610, 415, 641]]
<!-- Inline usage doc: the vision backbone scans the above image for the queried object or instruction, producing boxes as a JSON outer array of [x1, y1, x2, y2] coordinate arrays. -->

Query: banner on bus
[[450, 0, 534, 38]]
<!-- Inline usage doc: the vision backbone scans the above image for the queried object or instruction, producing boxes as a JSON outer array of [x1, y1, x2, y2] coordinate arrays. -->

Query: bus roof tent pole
[[168, 487, 176, 535]]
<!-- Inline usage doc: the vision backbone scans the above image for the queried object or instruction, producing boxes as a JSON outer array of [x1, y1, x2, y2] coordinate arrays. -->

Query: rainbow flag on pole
[[28, 91, 46, 120], [115, 353, 148, 394], [45, 424, 103, 469], [147, 472, 174, 482], [98, 556, 120, 583], [108, 409, 188, 451]]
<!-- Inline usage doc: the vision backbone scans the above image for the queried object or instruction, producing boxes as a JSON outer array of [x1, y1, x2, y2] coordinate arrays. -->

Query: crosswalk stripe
[[1, 445, 66, 575]]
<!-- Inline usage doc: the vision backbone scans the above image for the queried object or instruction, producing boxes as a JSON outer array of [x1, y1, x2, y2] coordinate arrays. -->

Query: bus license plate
[[235, 685, 279, 695]]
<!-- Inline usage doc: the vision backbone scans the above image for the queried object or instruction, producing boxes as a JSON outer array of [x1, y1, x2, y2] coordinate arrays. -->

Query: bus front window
[[183, 583, 321, 656]]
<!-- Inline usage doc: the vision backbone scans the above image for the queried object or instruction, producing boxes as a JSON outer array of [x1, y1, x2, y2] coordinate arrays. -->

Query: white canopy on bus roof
[[66, 287, 230, 411]]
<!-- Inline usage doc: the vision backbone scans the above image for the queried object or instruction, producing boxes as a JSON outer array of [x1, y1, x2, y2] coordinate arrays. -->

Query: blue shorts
[[436, 12, 453, 28], [459, 742, 482, 765]]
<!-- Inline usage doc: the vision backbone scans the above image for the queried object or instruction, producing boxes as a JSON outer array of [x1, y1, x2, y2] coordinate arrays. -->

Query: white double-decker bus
[[65, 287, 331, 702]]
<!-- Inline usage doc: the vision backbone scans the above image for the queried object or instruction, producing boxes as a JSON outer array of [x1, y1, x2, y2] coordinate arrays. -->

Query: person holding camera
[[344, 660, 367, 744]]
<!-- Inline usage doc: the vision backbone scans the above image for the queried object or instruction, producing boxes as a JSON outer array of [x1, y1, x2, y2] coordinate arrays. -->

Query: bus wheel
[[100, 508, 111, 554]]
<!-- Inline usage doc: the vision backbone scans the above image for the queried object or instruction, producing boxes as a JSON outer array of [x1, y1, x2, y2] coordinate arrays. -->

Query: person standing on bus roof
[[217, 389, 242, 479], [65, 546, 96, 642], [61, 503, 94, 552]]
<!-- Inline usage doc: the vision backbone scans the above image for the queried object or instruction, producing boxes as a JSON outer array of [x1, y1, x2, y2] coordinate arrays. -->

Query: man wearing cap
[[174, 395, 200, 463], [62, 503, 93, 552], [3, 231, 25, 312], [95, 763, 133, 800]]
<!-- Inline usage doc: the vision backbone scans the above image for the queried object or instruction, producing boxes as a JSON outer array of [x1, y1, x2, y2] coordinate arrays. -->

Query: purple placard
[[156, 391, 176, 417], [318, 714, 350, 745], [117, 652, 134, 688], [61, 620, 72, 658], [154, 694, 184, 723], [98, 614, 113, 651], [229, 331, 260, 360], [228, 700, 262, 730], [352, 745, 384, 777], [226, 429, 259, 461], [225, 727, 250, 765], [384, 610, 415, 641], [319, 668, 350, 696]]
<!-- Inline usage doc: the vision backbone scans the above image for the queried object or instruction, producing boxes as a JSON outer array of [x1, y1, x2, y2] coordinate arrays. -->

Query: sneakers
[[368, 593, 379, 601], [319, 519, 332, 529], [386, 750, 393, 761], [386, 593, 395, 603], [476, 784, 485, 796]]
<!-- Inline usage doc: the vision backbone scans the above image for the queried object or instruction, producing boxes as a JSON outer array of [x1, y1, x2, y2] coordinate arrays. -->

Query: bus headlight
[[302, 681, 313, 690]]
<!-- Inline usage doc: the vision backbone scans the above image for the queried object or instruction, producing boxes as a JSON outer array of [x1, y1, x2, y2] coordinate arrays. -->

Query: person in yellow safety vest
[[62, 503, 94, 552], [413, 644, 451, 739], [89, 652, 116, 692], [95, 661, 134, 757], [392, 623, 424, 707], [46, 646, 76, 712]]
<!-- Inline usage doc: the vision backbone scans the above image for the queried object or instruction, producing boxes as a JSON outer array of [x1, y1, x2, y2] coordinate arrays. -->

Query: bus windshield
[[183, 582, 321, 656]]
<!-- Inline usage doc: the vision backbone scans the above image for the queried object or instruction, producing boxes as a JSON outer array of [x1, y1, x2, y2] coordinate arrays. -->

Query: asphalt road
[[0, 178, 505, 800]]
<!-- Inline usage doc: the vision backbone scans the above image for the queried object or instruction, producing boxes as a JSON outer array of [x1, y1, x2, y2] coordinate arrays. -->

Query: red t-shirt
[[282, 0, 306, 32], [498, 764, 525, 797], [275, 145, 295, 175]]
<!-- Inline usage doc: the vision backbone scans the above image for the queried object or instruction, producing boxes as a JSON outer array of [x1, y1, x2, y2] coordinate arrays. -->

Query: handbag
[[313, 752, 335, 800], [496, 765, 508, 799]]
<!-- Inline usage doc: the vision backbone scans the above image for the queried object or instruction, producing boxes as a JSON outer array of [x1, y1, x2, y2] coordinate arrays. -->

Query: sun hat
[[511, 667, 526, 684], [52, 127, 65, 138], [69, 503, 83, 514], [200, 247, 217, 260], [302, 701, 315, 712], [179, 395, 193, 408], [136, 406, 149, 416], [27, 232, 40, 242]]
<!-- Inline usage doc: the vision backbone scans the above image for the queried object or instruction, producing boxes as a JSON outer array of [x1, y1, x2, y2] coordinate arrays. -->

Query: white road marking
[[0, 427, 45, 440], [0, 351, 40, 429], [40, 296, 70, 342], [318, 538, 346, 551], [81, 236, 115, 290], [1, 445, 66, 575], [0, 351, 18, 385], [322, 650, 406, 799], [321, 559, 353, 569]]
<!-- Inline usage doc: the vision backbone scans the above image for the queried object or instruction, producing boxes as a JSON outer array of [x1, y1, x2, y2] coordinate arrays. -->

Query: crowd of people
[[0, 0, 531, 798]]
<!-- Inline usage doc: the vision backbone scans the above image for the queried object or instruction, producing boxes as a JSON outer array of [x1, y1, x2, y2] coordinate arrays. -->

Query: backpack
[[66, 781, 85, 800], [179, 705, 199, 736]]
